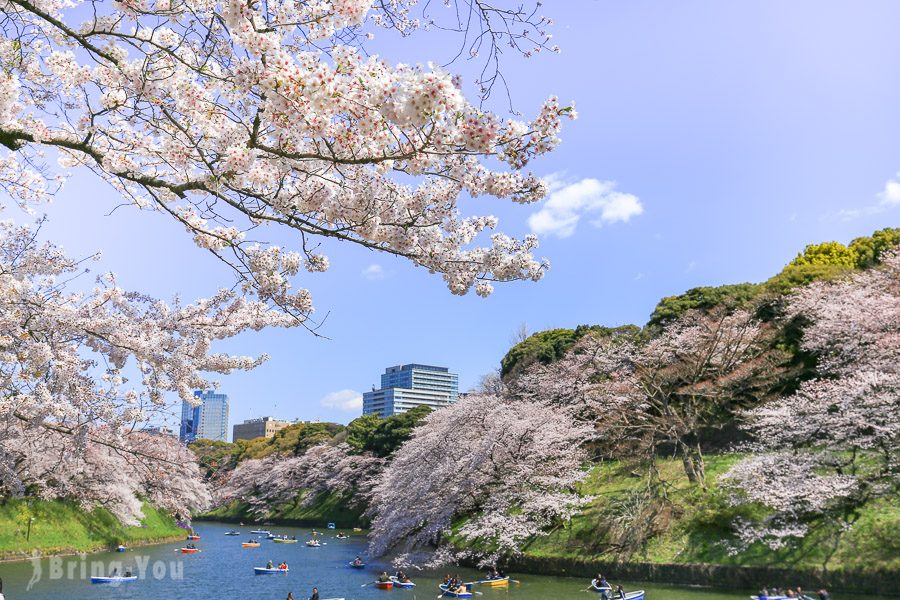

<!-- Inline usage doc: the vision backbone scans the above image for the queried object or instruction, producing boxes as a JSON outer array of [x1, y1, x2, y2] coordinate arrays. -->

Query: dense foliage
[[500, 325, 640, 378]]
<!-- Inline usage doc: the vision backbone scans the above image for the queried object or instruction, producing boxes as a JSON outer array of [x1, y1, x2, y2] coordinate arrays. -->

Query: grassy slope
[[522, 455, 899, 574], [201, 491, 366, 528], [0, 499, 184, 559]]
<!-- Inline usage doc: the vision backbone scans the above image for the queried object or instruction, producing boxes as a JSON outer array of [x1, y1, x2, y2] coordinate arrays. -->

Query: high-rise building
[[180, 390, 229, 442], [362, 363, 459, 417], [232, 416, 293, 442]]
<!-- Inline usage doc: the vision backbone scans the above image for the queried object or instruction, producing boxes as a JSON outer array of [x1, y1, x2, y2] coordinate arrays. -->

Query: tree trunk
[[679, 440, 707, 488]]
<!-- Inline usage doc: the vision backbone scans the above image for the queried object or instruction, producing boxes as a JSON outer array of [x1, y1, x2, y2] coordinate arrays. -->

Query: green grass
[[0, 498, 185, 559], [520, 455, 900, 574], [200, 491, 366, 529]]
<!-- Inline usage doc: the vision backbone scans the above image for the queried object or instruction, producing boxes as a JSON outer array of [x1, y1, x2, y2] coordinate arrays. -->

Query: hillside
[[0, 499, 185, 561]]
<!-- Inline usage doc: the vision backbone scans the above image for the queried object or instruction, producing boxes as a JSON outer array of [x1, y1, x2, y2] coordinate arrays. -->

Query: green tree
[[647, 283, 762, 329], [763, 263, 852, 296], [848, 227, 900, 268], [789, 241, 858, 268], [347, 406, 432, 458], [346, 414, 382, 454], [189, 439, 242, 479]]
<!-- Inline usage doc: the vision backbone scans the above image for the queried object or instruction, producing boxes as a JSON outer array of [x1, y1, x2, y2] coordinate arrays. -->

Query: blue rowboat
[[390, 576, 416, 588], [254, 567, 289, 575], [327, 522, 336, 529], [115, 545, 127, 552], [439, 584, 473, 598], [349, 561, 366, 568], [250, 529, 270, 534], [91, 575, 137, 584]]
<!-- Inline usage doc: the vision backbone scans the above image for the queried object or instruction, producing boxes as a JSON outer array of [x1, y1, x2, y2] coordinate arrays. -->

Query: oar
[[361, 581, 377, 587]]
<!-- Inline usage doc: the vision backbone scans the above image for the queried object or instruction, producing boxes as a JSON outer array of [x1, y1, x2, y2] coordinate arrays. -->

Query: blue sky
[[24, 1, 900, 433]]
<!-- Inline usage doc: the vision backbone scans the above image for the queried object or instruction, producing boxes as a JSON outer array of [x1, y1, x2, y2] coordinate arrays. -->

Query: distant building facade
[[233, 416, 293, 442], [363, 363, 459, 417], [180, 390, 229, 442], [143, 425, 178, 438]]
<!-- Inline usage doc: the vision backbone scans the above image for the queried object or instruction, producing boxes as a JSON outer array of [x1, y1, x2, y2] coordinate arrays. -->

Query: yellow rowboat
[[473, 577, 510, 587], [273, 538, 298, 544], [241, 542, 261, 548]]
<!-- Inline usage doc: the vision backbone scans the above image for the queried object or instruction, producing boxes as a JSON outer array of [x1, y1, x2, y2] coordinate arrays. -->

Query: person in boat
[[616, 585, 626, 600], [442, 574, 451, 586], [112, 568, 119, 576], [309, 587, 319, 600], [292, 535, 297, 540], [787, 589, 796, 598], [378, 571, 391, 583], [759, 587, 769, 600], [281, 562, 289, 570], [497, 567, 505, 578], [817, 590, 829, 600], [124, 570, 132, 578], [594, 574, 610, 599], [267, 560, 274, 569]]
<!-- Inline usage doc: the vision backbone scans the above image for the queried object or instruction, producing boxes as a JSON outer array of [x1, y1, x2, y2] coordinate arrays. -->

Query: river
[[0, 522, 887, 600]]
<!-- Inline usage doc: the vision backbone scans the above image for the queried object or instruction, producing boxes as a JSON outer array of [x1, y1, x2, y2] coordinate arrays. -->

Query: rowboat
[[241, 542, 261, 548], [472, 576, 509, 587], [116, 545, 127, 552], [348, 561, 366, 568], [224, 531, 240, 536], [91, 575, 137, 584], [250, 529, 270, 534], [306, 540, 321, 547], [180, 547, 200, 553], [390, 576, 416, 588], [186, 534, 200, 540], [439, 584, 473, 598], [335, 533, 350, 539], [273, 538, 298, 543], [751, 596, 813, 600], [374, 581, 393, 590], [327, 522, 336, 529], [600, 591, 644, 600], [254, 567, 289, 575]]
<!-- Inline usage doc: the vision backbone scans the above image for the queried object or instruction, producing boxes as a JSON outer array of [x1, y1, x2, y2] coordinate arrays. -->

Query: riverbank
[[0, 499, 186, 562], [509, 456, 898, 596], [198, 490, 366, 529]]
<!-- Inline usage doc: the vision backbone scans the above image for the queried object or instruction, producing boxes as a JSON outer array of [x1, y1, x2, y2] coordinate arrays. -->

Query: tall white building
[[362, 363, 459, 417], [180, 390, 229, 442]]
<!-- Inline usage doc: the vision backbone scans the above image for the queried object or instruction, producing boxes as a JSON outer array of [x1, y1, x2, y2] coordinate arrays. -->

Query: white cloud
[[528, 177, 643, 238], [319, 389, 363, 412], [879, 173, 900, 206], [361, 264, 385, 280]]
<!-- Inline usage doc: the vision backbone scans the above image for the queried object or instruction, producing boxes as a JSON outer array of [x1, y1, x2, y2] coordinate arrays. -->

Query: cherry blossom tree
[[367, 393, 593, 567], [0, 219, 291, 520], [1, 422, 210, 524], [216, 442, 384, 516], [513, 309, 786, 486], [0, 0, 574, 524], [0, 0, 574, 318], [722, 251, 900, 554]]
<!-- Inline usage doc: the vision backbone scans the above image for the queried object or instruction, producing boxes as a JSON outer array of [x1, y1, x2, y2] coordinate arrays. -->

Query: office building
[[233, 416, 293, 442], [362, 363, 459, 417], [180, 390, 229, 442]]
